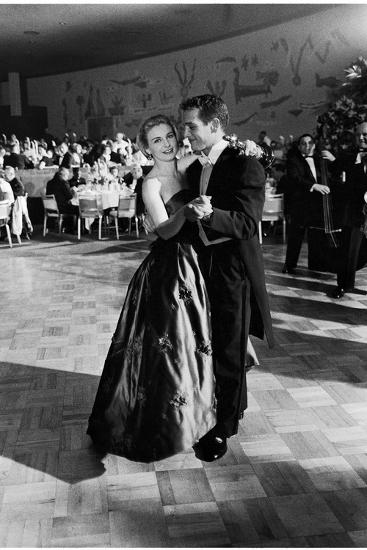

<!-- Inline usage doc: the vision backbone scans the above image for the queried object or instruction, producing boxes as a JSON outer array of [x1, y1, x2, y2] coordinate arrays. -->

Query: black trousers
[[285, 221, 307, 269], [198, 247, 250, 438], [336, 226, 364, 289]]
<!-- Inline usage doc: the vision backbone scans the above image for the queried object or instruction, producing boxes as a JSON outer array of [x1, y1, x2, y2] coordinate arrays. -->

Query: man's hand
[[184, 196, 213, 221], [321, 150, 336, 162], [310, 183, 330, 194]]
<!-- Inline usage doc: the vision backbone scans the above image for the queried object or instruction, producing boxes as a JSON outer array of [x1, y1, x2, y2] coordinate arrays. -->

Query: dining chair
[[109, 194, 139, 239], [0, 201, 13, 248], [77, 195, 104, 240], [259, 193, 286, 244], [42, 194, 68, 236]]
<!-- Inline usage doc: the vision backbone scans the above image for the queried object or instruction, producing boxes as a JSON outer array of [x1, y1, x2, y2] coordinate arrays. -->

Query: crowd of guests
[[1, 124, 366, 300]]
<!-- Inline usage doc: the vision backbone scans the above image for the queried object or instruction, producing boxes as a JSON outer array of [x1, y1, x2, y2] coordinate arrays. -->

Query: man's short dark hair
[[298, 133, 314, 145], [180, 94, 229, 130]]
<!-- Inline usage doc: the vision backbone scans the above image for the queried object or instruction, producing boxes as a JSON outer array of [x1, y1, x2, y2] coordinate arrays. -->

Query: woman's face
[[146, 123, 178, 162]]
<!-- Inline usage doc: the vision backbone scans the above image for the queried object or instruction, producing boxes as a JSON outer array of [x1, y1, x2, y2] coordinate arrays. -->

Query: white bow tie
[[198, 153, 212, 166]]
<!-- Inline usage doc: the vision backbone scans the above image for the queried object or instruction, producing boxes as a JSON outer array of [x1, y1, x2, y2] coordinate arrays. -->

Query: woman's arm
[[142, 178, 186, 240]]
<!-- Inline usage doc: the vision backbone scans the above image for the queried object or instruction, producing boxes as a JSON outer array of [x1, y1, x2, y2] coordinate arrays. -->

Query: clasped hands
[[142, 195, 213, 236], [184, 195, 213, 222]]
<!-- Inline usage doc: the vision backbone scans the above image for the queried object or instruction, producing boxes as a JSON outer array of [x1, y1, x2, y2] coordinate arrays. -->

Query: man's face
[[59, 168, 69, 181], [5, 167, 15, 181], [131, 165, 143, 179], [298, 136, 314, 157], [356, 122, 367, 150], [182, 109, 215, 153]]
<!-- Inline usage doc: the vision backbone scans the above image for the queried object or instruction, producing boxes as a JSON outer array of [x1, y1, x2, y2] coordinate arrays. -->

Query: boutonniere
[[224, 134, 248, 156], [224, 134, 275, 168]]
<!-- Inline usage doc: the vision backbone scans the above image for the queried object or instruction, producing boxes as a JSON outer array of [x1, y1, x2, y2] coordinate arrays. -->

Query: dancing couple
[[87, 94, 274, 463]]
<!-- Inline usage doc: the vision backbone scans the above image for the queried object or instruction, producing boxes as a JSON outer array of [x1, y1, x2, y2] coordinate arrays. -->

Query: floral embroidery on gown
[[87, 189, 216, 462]]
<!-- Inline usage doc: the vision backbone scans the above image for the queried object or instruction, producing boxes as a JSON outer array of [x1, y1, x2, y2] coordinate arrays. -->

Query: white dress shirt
[[198, 138, 231, 246], [304, 156, 317, 182]]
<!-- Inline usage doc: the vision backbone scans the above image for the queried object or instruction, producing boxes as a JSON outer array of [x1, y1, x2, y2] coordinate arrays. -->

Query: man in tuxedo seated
[[46, 167, 78, 232], [282, 133, 330, 274], [56, 142, 73, 169]]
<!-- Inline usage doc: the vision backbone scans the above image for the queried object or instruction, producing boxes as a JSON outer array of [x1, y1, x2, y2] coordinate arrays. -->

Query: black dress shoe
[[193, 434, 228, 462], [331, 287, 345, 299], [282, 264, 296, 275]]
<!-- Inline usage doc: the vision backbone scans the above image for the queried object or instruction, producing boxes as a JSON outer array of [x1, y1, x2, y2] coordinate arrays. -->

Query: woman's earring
[[146, 153, 153, 160]]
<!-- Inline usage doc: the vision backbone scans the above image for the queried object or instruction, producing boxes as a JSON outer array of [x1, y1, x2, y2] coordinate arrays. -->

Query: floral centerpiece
[[317, 56, 367, 153]]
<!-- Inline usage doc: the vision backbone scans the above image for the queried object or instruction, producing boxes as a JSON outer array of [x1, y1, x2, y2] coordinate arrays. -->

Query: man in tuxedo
[[330, 122, 367, 298], [282, 134, 330, 274], [181, 94, 274, 462], [46, 167, 79, 231]]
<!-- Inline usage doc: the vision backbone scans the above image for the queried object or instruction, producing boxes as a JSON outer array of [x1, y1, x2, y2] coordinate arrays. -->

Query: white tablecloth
[[71, 190, 134, 230]]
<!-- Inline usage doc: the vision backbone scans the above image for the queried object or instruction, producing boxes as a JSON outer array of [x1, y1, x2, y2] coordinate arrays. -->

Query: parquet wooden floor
[[0, 228, 366, 547]]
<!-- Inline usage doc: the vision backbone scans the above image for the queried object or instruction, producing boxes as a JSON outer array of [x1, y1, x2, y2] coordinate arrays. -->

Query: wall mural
[[206, 79, 227, 96], [232, 67, 278, 103], [30, 7, 367, 141], [174, 59, 197, 101]]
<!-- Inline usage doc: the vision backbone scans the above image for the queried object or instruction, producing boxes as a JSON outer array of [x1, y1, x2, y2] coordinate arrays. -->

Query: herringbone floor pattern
[[0, 227, 366, 547]]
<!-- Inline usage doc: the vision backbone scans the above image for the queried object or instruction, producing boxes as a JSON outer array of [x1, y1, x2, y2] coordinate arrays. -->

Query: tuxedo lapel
[[187, 159, 202, 195], [206, 147, 232, 196]]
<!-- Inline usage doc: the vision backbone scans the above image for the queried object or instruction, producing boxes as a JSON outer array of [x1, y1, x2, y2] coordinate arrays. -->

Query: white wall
[[27, 4, 367, 142]]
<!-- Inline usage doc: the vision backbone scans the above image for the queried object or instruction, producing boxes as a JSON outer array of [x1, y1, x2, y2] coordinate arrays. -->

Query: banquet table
[[71, 189, 134, 231]]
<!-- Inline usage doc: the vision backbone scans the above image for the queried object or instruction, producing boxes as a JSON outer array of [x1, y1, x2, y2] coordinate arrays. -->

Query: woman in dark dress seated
[[87, 115, 216, 462]]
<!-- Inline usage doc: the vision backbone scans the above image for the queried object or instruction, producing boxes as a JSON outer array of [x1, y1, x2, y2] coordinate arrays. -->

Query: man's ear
[[210, 118, 220, 133]]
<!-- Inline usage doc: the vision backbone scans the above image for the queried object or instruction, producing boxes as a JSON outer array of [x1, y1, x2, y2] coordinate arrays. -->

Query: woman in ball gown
[[87, 115, 217, 463]]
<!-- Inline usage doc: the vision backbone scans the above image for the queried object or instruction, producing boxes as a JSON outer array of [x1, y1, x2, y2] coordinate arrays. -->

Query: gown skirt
[[87, 218, 216, 462]]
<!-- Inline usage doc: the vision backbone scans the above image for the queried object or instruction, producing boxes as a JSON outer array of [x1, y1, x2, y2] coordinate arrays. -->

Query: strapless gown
[[87, 189, 216, 462]]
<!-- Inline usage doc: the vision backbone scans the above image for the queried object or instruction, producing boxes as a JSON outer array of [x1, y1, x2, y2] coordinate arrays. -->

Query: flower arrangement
[[317, 57, 367, 153]]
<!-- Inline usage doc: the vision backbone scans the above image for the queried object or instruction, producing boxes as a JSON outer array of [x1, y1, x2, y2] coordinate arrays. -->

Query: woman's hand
[[184, 195, 213, 221]]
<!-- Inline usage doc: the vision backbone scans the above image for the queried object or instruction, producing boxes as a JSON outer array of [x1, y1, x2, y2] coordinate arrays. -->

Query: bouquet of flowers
[[317, 57, 367, 153]]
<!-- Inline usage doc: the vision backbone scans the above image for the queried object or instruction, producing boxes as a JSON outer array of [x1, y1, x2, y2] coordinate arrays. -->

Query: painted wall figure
[[233, 67, 274, 103], [206, 79, 227, 97], [174, 59, 197, 100]]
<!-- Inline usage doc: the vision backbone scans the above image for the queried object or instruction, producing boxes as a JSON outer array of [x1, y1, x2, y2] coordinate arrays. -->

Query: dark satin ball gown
[[87, 189, 216, 462]]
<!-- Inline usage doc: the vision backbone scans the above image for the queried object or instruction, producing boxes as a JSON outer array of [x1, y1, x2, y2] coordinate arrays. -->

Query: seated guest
[[69, 167, 87, 188], [123, 164, 143, 192], [0, 176, 15, 203], [131, 142, 150, 165], [4, 166, 33, 239], [108, 166, 123, 191], [123, 164, 145, 219], [4, 143, 34, 170], [113, 132, 132, 158], [0, 145, 6, 169], [4, 166, 25, 198], [55, 142, 73, 168], [70, 142, 84, 167], [46, 167, 78, 232], [37, 145, 57, 168]]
